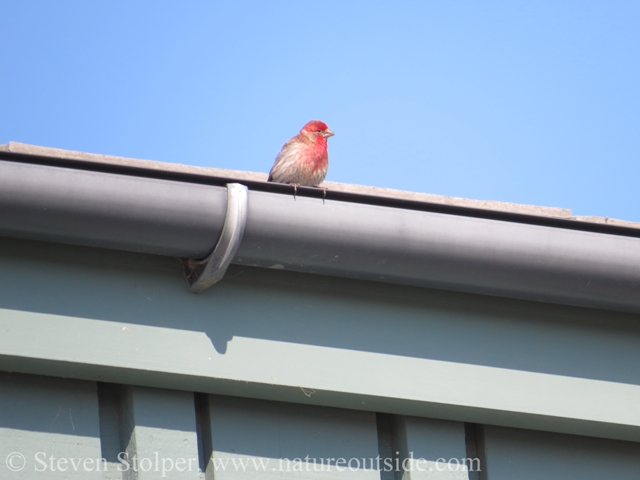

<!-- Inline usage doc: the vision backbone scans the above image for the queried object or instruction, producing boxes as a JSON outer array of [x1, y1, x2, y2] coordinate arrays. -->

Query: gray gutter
[[1, 154, 639, 313]]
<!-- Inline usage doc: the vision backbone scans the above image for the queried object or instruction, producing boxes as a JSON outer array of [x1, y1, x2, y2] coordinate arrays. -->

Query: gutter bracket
[[182, 183, 249, 293]]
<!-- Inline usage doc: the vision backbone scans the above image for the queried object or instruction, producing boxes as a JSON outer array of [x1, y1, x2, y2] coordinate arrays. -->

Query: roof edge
[[0, 141, 573, 219], [3, 141, 638, 230]]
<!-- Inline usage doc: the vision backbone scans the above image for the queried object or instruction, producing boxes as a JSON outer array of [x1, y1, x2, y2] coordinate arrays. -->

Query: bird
[[267, 120, 334, 194]]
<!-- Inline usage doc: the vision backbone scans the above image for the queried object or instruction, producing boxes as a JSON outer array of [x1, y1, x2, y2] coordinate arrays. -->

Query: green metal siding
[[3, 372, 638, 479], [204, 395, 379, 479], [0, 237, 638, 441], [482, 425, 640, 479], [0, 372, 102, 479]]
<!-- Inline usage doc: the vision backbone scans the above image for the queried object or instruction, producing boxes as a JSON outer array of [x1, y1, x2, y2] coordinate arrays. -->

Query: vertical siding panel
[[392, 416, 472, 480], [97, 383, 124, 480], [482, 425, 640, 479], [0, 372, 103, 479], [204, 395, 380, 479], [118, 386, 200, 479]]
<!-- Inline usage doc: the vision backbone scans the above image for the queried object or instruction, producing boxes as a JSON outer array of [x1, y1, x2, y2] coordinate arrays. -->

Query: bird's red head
[[301, 120, 334, 138]]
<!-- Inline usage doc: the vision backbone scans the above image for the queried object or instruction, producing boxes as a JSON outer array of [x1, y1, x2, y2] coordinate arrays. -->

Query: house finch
[[268, 120, 334, 190]]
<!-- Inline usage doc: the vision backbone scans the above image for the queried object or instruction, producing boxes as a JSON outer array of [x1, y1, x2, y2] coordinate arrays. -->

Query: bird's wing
[[268, 140, 305, 183]]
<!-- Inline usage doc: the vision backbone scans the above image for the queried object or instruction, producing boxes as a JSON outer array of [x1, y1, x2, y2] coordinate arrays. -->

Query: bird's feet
[[317, 186, 328, 203], [290, 183, 300, 199]]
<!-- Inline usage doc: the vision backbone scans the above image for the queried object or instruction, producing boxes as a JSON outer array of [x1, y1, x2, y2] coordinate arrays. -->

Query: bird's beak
[[323, 129, 335, 138]]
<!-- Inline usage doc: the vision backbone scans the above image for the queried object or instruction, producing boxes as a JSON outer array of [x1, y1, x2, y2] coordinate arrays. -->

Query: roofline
[[1, 143, 639, 313], [4, 141, 640, 233]]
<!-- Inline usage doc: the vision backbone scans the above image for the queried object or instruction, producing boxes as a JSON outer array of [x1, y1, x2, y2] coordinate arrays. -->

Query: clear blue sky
[[2, 1, 639, 221]]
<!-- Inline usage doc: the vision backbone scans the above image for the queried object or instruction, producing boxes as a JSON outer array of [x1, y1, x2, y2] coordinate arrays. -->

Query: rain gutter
[[0, 149, 639, 313]]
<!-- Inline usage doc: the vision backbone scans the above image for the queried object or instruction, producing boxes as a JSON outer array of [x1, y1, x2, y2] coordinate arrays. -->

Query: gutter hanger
[[183, 183, 248, 293]]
